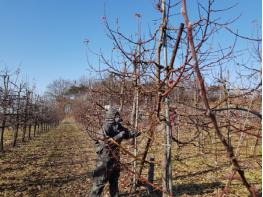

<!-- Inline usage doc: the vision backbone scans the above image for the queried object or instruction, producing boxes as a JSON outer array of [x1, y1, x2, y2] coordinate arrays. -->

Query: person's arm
[[118, 124, 141, 139], [112, 131, 126, 142], [105, 123, 127, 143]]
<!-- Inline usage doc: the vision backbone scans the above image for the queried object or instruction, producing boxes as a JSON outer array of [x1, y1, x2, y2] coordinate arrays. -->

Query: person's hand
[[130, 130, 141, 138], [119, 131, 126, 138], [113, 131, 127, 142]]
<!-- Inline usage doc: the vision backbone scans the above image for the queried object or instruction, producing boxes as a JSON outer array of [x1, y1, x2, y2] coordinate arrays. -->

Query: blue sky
[[0, 0, 261, 94]]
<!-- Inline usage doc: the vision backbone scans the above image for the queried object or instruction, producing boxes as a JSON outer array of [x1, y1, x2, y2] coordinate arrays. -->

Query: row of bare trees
[[0, 70, 61, 153]]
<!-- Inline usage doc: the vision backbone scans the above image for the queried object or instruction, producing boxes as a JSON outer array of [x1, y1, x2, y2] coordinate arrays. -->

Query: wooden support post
[[147, 157, 155, 194]]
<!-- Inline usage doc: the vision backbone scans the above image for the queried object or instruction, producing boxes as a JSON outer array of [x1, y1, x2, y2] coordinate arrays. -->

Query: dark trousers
[[90, 153, 120, 197]]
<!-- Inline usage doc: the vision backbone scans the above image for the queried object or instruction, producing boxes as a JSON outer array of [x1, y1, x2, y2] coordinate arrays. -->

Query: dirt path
[[0, 121, 95, 197]]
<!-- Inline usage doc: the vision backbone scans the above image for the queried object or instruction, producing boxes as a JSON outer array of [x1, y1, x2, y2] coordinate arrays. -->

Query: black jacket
[[94, 120, 134, 161]]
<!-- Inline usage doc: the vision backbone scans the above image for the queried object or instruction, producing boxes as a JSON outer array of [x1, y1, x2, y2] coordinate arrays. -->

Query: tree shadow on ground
[[0, 171, 92, 194], [174, 168, 220, 180], [125, 181, 223, 197], [172, 182, 223, 196]]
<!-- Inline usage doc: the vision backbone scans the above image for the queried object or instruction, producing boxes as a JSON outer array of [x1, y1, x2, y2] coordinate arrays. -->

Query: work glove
[[130, 130, 141, 138], [113, 131, 126, 142], [119, 131, 127, 138]]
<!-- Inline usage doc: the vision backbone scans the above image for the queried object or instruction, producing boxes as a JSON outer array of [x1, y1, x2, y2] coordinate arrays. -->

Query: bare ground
[[0, 121, 95, 197], [0, 121, 261, 197]]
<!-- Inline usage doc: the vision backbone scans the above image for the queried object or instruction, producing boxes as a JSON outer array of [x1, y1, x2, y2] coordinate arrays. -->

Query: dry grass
[[0, 122, 95, 197], [0, 119, 261, 197]]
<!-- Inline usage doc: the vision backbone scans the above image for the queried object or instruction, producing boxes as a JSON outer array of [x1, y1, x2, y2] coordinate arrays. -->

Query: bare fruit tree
[[72, 0, 261, 196]]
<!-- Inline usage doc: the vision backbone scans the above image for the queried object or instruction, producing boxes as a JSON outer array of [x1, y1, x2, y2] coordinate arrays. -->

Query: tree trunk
[[33, 122, 37, 137], [163, 97, 173, 193], [0, 119, 6, 152], [130, 66, 139, 191], [0, 128, 5, 152], [12, 123, 19, 147], [28, 124, 31, 140], [22, 125, 26, 142], [1, 76, 9, 152], [162, 0, 172, 195], [13, 85, 21, 147]]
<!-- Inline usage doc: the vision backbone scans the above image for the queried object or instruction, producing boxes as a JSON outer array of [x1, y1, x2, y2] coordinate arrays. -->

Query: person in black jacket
[[89, 107, 140, 197]]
